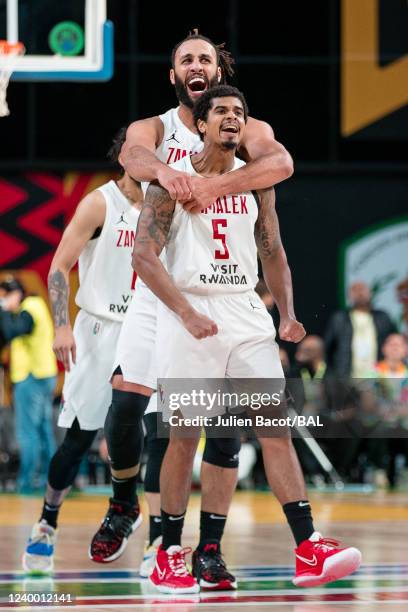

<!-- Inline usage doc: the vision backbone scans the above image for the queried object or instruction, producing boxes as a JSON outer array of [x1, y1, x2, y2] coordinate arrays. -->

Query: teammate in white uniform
[[22, 128, 144, 574], [133, 86, 362, 594], [89, 32, 294, 589]]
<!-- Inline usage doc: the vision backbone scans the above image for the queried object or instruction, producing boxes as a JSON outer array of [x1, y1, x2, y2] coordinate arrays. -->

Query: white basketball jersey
[[75, 180, 140, 322], [156, 107, 203, 164], [165, 156, 259, 295]]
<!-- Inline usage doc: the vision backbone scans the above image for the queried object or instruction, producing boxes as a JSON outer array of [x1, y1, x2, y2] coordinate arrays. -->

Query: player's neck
[[191, 143, 236, 177], [116, 175, 143, 207], [178, 104, 198, 133]]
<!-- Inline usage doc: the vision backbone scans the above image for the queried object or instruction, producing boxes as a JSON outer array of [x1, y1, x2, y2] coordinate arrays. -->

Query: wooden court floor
[[1, 490, 408, 611]]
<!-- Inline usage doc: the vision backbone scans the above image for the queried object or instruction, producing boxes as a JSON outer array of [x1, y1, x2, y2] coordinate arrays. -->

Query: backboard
[[0, 0, 113, 81]]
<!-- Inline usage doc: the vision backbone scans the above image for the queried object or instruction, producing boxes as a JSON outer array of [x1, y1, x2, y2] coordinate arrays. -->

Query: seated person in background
[[376, 334, 408, 379], [291, 335, 326, 381], [373, 334, 408, 489]]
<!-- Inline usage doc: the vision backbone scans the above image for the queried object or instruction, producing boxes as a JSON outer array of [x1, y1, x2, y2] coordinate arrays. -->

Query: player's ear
[[217, 66, 222, 83], [169, 68, 175, 85], [197, 119, 206, 137]]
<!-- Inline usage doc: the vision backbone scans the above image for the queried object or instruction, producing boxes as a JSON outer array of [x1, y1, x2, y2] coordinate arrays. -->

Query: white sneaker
[[139, 536, 162, 577], [22, 520, 57, 574]]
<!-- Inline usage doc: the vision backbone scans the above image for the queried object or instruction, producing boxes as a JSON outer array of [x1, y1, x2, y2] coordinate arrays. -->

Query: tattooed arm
[[254, 187, 305, 343], [48, 190, 106, 370], [132, 182, 218, 339]]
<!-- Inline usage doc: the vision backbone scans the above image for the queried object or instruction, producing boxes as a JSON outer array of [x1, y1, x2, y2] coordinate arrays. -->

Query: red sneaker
[[293, 532, 362, 587], [89, 498, 142, 563], [150, 545, 199, 594]]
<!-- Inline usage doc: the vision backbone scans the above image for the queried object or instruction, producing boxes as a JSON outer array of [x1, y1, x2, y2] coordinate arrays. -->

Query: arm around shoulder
[[240, 117, 294, 179]]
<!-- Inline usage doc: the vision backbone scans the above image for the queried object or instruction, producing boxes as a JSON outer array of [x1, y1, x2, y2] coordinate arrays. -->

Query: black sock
[[111, 474, 138, 506], [149, 515, 162, 546], [161, 509, 185, 549], [283, 500, 315, 546], [198, 511, 226, 549], [40, 500, 60, 529]]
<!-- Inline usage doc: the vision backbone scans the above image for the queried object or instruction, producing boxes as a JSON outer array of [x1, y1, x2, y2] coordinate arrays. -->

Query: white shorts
[[156, 290, 284, 379], [113, 282, 158, 390], [58, 310, 121, 431]]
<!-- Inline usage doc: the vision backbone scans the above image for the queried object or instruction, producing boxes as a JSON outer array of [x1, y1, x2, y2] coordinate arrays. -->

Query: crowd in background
[[0, 276, 407, 494]]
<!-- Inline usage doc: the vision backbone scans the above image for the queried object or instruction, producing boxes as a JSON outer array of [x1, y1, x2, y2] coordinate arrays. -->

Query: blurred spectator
[[287, 335, 326, 417], [286, 336, 327, 481], [0, 277, 57, 493], [371, 334, 408, 489], [255, 279, 275, 314], [375, 334, 408, 378], [291, 335, 326, 380], [325, 281, 396, 377], [396, 277, 408, 340]]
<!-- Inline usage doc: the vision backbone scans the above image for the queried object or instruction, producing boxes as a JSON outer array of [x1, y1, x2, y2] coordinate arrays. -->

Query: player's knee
[[203, 436, 241, 469], [104, 389, 149, 470], [168, 436, 199, 460]]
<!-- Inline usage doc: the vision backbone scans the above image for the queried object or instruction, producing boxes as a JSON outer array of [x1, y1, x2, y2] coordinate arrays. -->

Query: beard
[[174, 74, 219, 108], [221, 140, 238, 151]]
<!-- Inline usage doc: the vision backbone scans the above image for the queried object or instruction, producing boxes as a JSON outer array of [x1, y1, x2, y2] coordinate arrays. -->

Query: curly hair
[[193, 85, 248, 140]]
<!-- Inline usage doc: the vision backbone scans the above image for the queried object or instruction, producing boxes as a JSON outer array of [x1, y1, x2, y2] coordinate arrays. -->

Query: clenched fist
[[156, 166, 193, 202], [181, 308, 218, 340], [279, 317, 306, 343], [181, 176, 218, 213]]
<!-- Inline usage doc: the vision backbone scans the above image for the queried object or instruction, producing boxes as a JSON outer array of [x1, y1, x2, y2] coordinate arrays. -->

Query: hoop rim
[[0, 40, 25, 55]]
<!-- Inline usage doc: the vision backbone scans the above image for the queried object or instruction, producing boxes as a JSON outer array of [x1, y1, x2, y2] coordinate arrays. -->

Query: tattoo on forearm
[[48, 270, 69, 327], [135, 182, 174, 251], [255, 188, 282, 258]]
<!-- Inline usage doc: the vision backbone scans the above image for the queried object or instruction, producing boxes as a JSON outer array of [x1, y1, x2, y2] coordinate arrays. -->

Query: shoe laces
[[168, 547, 191, 577], [30, 532, 51, 546], [30, 523, 54, 546], [314, 537, 340, 552]]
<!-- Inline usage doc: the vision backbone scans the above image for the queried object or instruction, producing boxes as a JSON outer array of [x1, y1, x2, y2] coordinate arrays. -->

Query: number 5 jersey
[[165, 155, 259, 296]]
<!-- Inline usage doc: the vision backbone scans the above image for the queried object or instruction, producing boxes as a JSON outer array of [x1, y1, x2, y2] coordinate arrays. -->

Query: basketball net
[[0, 40, 25, 117]]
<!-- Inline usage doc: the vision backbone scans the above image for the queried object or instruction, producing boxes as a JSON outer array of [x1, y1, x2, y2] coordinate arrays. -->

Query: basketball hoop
[[0, 40, 25, 117]]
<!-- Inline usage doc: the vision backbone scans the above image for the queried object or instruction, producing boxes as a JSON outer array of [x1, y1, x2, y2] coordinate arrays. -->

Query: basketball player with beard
[[21, 128, 144, 574], [88, 32, 292, 590]]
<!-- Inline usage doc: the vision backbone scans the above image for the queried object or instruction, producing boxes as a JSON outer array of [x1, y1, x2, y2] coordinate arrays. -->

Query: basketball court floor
[[1, 490, 408, 611]]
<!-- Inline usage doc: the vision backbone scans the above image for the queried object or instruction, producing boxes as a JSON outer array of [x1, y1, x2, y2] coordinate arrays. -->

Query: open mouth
[[220, 123, 239, 135], [186, 76, 207, 95]]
